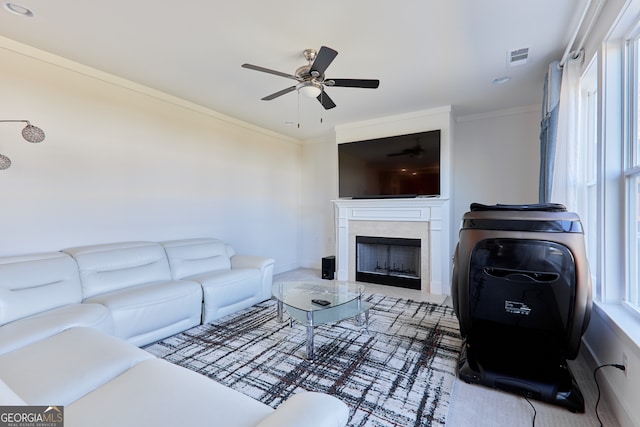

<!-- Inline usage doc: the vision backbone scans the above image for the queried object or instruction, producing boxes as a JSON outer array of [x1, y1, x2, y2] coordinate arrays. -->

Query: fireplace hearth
[[356, 236, 421, 290]]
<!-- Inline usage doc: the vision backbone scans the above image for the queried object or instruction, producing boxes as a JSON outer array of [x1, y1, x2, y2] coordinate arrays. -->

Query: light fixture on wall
[[0, 120, 46, 170]]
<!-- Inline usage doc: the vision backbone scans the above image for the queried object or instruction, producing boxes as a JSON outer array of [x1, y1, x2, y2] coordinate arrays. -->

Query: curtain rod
[[560, 0, 603, 66], [574, 0, 606, 57]]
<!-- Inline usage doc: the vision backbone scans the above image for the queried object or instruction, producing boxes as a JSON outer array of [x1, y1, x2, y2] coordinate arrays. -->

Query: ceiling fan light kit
[[298, 81, 322, 98], [242, 46, 380, 110]]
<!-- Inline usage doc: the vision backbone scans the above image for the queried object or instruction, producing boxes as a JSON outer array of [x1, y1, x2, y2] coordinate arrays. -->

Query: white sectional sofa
[[0, 239, 349, 427]]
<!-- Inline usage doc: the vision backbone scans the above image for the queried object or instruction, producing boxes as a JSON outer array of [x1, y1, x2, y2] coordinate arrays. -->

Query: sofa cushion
[[65, 358, 274, 427], [0, 303, 112, 356], [0, 252, 82, 325], [0, 327, 153, 406], [84, 280, 202, 347], [161, 238, 232, 279], [62, 241, 173, 299]]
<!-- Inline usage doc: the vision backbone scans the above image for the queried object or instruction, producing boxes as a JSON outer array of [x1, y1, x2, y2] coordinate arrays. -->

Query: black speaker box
[[321, 256, 335, 280]]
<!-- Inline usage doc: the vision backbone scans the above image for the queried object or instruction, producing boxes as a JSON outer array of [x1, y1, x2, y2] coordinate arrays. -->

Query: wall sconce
[[0, 120, 46, 170]]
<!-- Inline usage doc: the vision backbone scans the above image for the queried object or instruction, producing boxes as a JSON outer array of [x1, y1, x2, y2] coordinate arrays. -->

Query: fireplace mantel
[[333, 197, 451, 296]]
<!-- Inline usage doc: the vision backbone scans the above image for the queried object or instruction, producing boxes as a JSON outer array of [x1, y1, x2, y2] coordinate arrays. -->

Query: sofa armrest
[[230, 255, 274, 271], [0, 379, 26, 405], [231, 255, 275, 301], [255, 392, 349, 427]]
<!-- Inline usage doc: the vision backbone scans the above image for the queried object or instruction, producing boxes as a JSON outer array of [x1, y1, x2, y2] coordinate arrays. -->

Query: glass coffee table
[[272, 281, 371, 360]]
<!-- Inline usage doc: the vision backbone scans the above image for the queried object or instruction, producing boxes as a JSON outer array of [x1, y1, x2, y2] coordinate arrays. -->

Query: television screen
[[338, 130, 440, 198]]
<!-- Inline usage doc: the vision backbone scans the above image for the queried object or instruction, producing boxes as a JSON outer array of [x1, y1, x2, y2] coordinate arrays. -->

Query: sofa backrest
[[0, 252, 82, 326], [62, 241, 173, 299], [161, 238, 232, 280]]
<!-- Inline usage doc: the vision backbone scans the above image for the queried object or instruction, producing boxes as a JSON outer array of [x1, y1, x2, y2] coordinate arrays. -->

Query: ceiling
[[0, 0, 585, 141]]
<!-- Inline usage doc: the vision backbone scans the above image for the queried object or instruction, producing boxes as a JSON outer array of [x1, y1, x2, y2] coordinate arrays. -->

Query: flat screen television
[[338, 130, 440, 198]]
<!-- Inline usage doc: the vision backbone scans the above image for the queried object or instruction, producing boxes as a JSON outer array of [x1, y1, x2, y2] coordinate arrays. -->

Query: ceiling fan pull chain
[[297, 90, 301, 129]]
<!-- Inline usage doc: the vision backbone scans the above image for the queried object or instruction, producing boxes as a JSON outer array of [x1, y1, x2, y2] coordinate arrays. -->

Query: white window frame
[[624, 26, 640, 314], [580, 55, 600, 300]]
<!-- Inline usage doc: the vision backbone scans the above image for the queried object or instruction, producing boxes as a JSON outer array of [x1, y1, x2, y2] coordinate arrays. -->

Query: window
[[626, 31, 640, 312], [580, 56, 599, 300], [628, 174, 640, 307]]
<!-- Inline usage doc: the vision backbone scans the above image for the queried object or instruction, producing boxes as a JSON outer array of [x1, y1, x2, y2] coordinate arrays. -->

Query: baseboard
[[582, 305, 640, 427], [273, 261, 301, 275]]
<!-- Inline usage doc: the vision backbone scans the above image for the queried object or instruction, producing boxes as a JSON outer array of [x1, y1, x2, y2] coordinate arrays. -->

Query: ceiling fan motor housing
[[295, 64, 315, 80]]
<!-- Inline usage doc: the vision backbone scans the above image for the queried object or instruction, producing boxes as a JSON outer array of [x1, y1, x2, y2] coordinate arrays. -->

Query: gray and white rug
[[145, 295, 462, 427]]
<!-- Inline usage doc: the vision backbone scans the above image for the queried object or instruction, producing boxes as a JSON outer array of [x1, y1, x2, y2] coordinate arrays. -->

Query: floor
[[274, 268, 621, 427]]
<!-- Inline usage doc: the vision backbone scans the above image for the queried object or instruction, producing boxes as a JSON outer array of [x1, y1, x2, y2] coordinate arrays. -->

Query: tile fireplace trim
[[334, 198, 451, 296]]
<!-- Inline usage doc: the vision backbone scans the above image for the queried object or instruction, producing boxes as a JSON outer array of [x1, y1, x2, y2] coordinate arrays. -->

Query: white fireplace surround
[[333, 197, 450, 296]]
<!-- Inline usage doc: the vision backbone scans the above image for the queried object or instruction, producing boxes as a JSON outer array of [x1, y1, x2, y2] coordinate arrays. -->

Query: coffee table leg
[[355, 312, 363, 326], [306, 311, 314, 360], [363, 308, 370, 334], [354, 308, 370, 334], [276, 300, 284, 323]]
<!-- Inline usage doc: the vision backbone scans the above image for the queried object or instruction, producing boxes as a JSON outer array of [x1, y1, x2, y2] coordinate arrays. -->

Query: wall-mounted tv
[[338, 130, 441, 198]]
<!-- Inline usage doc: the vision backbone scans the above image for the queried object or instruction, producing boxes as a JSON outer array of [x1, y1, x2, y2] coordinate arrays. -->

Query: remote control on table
[[312, 299, 331, 306]]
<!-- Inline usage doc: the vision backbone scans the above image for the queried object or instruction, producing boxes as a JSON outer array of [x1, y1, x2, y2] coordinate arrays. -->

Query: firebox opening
[[355, 236, 421, 290]]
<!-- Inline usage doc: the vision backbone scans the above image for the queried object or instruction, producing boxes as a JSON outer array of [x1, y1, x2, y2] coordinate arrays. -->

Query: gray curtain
[[539, 60, 563, 203]]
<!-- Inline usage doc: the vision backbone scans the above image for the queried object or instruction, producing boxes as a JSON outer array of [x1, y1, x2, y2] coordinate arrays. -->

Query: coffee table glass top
[[272, 280, 365, 312], [271, 280, 370, 359]]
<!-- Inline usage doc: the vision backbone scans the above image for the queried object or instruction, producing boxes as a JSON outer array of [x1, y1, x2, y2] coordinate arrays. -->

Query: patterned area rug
[[145, 295, 462, 427]]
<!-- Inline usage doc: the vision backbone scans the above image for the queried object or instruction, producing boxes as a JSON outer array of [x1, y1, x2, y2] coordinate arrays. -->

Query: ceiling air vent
[[508, 47, 529, 66]]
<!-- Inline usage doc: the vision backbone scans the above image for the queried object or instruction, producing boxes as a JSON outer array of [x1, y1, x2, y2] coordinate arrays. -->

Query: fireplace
[[356, 236, 421, 289], [333, 197, 451, 296]]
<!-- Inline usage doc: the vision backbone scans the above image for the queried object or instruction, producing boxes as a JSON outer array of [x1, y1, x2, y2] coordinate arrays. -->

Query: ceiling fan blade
[[327, 78, 380, 89], [261, 86, 297, 100], [310, 46, 338, 76], [317, 91, 336, 110], [242, 63, 300, 81]]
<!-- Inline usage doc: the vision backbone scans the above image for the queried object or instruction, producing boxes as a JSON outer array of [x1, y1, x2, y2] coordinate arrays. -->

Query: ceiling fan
[[241, 46, 379, 110]]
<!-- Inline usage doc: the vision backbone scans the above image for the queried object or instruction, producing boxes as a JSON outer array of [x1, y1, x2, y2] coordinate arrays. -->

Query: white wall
[[452, 106, 540, 227], [0, 40, 302, 273], [300, 134, 338, 269]]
